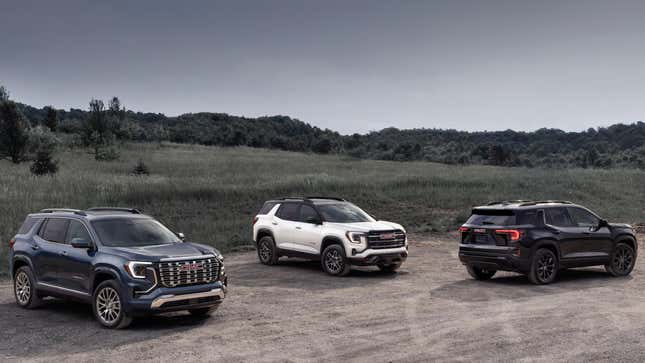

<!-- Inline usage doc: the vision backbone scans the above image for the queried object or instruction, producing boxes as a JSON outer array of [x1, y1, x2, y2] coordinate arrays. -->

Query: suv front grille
[[367, 230, 406, 249], [158, 257, 220, 288]]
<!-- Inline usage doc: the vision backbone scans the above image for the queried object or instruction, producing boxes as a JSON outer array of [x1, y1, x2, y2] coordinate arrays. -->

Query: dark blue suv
[[9, 208, 228, 329]]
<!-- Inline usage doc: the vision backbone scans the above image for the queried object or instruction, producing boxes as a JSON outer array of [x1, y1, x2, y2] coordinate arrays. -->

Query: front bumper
[[458, 244, 529, 273], [348, 247, 408, 266], [125, 280, 227, 315]]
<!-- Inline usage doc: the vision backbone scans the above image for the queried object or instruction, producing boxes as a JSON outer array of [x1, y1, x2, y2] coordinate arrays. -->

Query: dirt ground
[[2, 234, 645, 362]]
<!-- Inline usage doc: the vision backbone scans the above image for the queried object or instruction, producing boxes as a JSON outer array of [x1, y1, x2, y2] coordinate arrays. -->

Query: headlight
[[213, 251, 224, 262], [125, 261, 153, 279], [346, 231, 366, 244]]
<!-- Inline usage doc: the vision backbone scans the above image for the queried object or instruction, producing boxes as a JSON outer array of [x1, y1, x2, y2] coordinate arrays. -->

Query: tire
[[528, 248, 558, 285], [189, 306, 218, 317], [14, 266, 43, 309], [257, 236, 279, 265], [321, 244, 351, 276], [605, 243, 636, 277], [378, 263, 401, 273], [466, 265, 496, 280], [92, 280, 132, 329]]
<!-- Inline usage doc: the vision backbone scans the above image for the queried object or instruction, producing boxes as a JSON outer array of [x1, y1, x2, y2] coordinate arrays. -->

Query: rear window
[[276, 203, 300, 221], [39, 218, 70, 243], [467, 209, 540, 226], [18, 216, 40, 234], [258, 202, 278, 215]]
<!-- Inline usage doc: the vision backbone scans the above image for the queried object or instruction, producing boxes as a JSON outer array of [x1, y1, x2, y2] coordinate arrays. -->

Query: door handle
[[272, 222, 278, 225], [59, 251, 68, 256], [295, 226, 302, 230], [31, 245, 40, 251]]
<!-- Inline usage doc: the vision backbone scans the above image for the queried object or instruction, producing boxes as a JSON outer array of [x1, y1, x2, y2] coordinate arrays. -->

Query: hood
[[609, 223, 633, 229], [324, 220, 405, 232], [102, 242, 217, 261]]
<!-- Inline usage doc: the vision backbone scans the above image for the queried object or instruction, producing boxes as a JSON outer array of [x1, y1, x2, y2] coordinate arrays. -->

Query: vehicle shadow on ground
[[431, 268, 632, 302], [0, 298, 212, 359], [230, 259, 406, 290]]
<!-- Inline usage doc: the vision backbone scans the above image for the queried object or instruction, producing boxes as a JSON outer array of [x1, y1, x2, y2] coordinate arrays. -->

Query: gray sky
[[2, 0, 645, 134]]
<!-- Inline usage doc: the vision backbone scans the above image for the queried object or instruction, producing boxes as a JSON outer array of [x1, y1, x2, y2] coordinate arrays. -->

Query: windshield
[[92, 218, 180, 247], [316, 203, 374, 223]]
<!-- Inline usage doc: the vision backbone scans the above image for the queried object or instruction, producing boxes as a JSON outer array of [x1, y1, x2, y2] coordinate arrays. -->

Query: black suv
[[458, 201, 637, 284], [9, 208, 228, 328]]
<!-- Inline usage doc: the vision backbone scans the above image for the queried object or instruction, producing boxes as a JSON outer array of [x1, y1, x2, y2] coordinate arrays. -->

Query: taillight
[[9, 238, 15, 249], [252, 216, 259, 225], [458, 227, 469, 233], [495, 229, 523, 241]]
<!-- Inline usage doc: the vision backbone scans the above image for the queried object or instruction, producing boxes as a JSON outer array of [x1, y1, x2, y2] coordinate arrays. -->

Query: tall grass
[[1, 143, 644, 273]]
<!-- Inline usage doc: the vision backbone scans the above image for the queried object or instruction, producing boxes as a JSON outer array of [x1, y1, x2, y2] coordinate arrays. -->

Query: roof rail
[[305, 196, 346, 201], [86, 207, 141, 214], [527, 200, 572, 205], [40, 208, 87, 216], [486, 200, 533, 206]]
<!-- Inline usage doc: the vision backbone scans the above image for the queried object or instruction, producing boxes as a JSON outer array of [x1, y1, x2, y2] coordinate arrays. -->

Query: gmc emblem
[[380, 233, 396, 240], [180, 263, 203, 272]]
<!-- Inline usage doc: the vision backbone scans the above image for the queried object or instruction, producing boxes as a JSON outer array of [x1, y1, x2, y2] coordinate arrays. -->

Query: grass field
[[1, 142, 644, 274]]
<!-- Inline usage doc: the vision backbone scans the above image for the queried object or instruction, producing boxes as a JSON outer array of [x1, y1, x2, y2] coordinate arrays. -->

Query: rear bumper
[[348, 247, 408, 266], [458, 244, 530, 273]]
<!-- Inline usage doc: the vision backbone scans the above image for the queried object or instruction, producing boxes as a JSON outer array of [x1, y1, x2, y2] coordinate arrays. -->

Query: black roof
[[268, 196, 347, 204], [34, 207, 147, 220], [476, 200, 577, 210]]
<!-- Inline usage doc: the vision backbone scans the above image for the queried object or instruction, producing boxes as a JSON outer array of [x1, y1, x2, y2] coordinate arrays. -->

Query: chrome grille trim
[[367, 229, 406, 249], [158, 257, 220, 288]]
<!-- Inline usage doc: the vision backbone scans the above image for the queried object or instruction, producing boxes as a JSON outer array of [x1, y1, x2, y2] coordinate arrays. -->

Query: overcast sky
[[2, 0, 645, 134]]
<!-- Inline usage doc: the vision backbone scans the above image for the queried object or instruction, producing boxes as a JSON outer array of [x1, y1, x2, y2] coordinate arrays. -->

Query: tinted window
[[66, 220, 92, 244], [18, 217, 40, 234], [299, 205, 320, 223], [92, 218, 180, 247], [516, 210, 539, 225], [466, 209, 515, 225], [276, 203, 300, 221], [40, 218, 70, 243], [316, 203, 373, 223], [567, 207, 599, 227], [545, 208, 575, 227], [258, 202, 277, 215]]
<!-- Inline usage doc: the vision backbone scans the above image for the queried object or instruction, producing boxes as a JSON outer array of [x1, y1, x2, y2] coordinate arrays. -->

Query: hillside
[[17, 102, 645, 169]]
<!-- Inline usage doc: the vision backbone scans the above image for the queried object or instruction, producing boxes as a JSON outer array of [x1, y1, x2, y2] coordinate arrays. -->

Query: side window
[[66, 220, 92, 244], [567, 207, 600, 228], [276, 203, 300, 221], [545, 208, 575, 227], [299, 205, 320, 223], [258, 202, 277, 215], [39, 218, 70, 243], [516, 210, 539, 225]]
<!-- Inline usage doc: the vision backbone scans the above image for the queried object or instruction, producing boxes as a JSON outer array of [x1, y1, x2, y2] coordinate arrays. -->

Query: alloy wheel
[[259, 241, 272, 262], [15, 271, 31, 305], [324, 249, 343, 274], [537, 253, 556, 282], [613, 246, 634, 274], [96, 287, 121, 325]]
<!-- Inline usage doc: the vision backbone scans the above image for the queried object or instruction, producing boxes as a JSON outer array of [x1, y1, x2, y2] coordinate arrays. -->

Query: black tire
[[257, 236, 279, 265], [605, 243, 636, 277], [92, 280, 132, 329], [321, 244, 351, 276], [466, 265, 496, 280], [14, 266, 43, 309], [528, 248, 558, 285], [378, 263, 402, 273], [189, 306, 218, 317]]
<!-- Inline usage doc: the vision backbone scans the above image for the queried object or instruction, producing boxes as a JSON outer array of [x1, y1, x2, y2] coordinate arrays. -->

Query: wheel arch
[[91, 266, 123, 293], [255, 228, 274, 245], [11, 255, 34, 278], [320, 236, 344, 254], [615, 234, 637, 252], [531, 239, 561, 260]]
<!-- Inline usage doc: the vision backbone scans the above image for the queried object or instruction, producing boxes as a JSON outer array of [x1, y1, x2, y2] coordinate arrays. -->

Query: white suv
[[252, 197, 408, 276]]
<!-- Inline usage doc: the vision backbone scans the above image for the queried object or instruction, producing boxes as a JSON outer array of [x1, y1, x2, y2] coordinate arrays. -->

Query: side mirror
[[177, 232, 186, 241], [71, 238, 92, 249], [598, 219, 609, 229]]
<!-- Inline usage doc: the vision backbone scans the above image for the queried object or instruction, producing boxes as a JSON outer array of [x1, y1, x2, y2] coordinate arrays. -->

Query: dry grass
[[1, 142, 644, 273]]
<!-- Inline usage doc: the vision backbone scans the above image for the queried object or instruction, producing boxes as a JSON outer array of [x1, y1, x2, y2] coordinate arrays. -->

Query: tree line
[[3, 84, 645, 171]]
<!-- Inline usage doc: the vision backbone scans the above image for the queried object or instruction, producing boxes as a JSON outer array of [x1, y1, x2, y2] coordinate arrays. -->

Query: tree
[[84, 99, 119, 160], [44, 106, 58, 131], [0, 99, 30, 163], [0, 86, 8, 101], [30, 151, 58, 175], [312, 138, 333, 154]]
